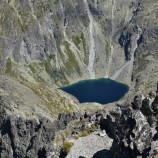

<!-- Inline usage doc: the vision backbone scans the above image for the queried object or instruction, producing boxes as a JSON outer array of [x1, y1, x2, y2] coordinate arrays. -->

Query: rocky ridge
[[1, 84, 158, 158]]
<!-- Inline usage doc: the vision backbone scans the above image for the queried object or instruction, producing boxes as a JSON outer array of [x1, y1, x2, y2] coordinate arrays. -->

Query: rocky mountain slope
[[0, 0, 157, 119], [0, 0, 157, 88], [0, 0, 158, 157], [0, 0, 157, 114], [1, 83, 158, 158]]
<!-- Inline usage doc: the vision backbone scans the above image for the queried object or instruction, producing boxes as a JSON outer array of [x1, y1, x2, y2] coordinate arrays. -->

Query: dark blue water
[[60, 78, 129, 104]]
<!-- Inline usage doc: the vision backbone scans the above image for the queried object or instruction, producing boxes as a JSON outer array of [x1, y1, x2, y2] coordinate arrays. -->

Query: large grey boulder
[[101, 105, 152, 157]]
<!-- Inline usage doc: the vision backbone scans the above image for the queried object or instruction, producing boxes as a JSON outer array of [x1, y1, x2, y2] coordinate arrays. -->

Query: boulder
[[101, 107, 152, 158]]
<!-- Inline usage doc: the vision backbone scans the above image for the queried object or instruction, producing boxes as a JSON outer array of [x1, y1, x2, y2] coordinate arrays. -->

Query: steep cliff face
[[0, 0, 157, 89]]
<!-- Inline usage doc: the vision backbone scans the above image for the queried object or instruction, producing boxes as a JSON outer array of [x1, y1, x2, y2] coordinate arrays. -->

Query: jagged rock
[[141, 97, 153, 116], [99, 86, 158, 158], [101, 107, 152, 157], [132, 95, 143, 110], [119, 30, 132, 61], [152, 95, 158, 114], [0, 106, 80, 158], [150, 141, 158, 157]]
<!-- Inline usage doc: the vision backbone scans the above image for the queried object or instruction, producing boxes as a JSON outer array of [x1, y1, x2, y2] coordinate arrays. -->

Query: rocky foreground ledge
[[101, 87, 158, 158], [1, 84, 158, 158], [65, 85, 158, 158], [0, 106, 81, 158]]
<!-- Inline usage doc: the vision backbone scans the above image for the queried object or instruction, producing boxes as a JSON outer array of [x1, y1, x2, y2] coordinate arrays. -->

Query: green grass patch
[[105, 42, 110, 61], [63, 41, 81, 75], [72, 35, 81, 50], [81, 33, 88, 64], [29, 64, 36, 74], [63, 141, 74, 153], [5, 58, 12, 74], [54, 0, 59, 4], [49, 54, 56, 60], [44, 61, 53, 76], [80, 129, 90, 137], [81, 33, 86, 52]]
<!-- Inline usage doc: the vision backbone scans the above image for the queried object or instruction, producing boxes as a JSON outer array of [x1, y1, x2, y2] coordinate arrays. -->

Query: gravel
[[66, 131, 113, 158]]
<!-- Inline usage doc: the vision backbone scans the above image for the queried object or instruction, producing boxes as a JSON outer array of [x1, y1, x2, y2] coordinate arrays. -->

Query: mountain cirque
[[0, 0, 157, 89], [0, 0, 158, 158]]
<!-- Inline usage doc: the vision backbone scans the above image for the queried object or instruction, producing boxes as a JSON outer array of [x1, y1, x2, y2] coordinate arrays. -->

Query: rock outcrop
[[101, 85, 158, 158], [0, 106, 80, 158]]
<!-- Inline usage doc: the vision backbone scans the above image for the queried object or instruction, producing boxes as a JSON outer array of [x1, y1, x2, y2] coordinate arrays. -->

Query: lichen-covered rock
[[0, 106, 80, 158], [100, 86, 158, 158], [106, 107, 152, 158]]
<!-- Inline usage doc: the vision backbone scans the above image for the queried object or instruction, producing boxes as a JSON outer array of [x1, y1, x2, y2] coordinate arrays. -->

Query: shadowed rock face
[[92, 149, 113, 158], [108, 109, 152, 157], [0, 107, 79, 158], [100, 87, 158, 158]]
